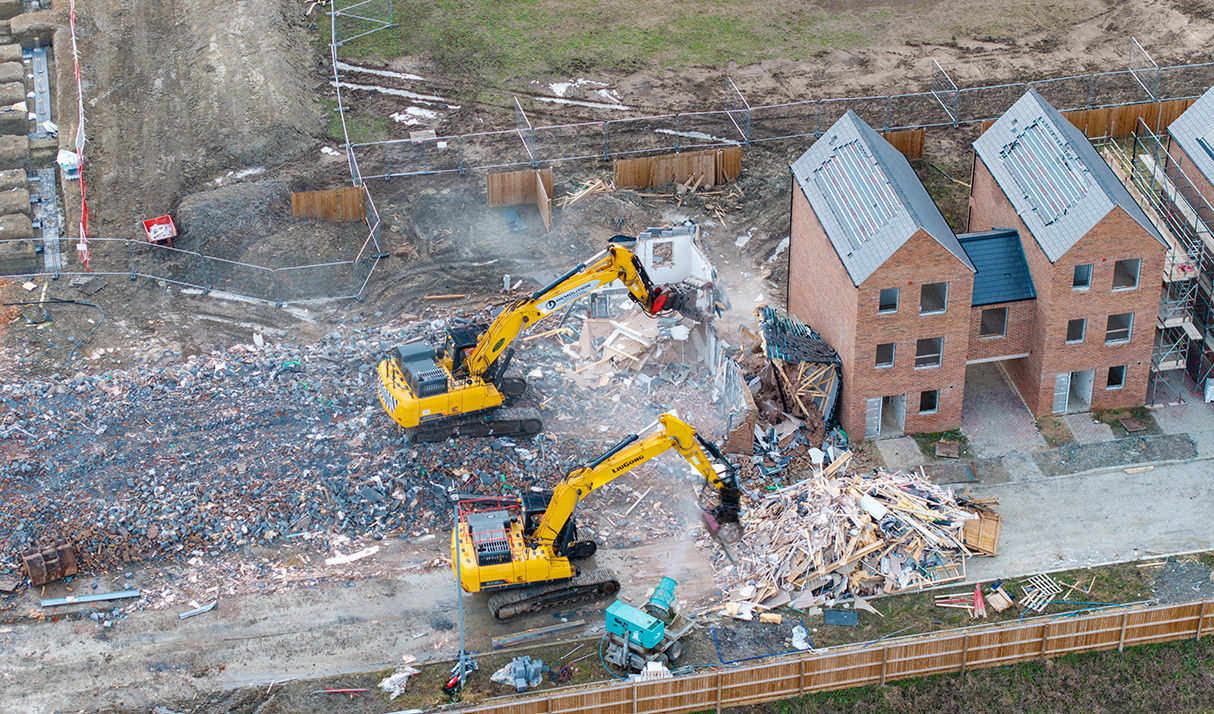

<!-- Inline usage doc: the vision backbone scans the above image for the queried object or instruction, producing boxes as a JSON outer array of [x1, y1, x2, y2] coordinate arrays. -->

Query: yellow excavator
[[452, 413, 743, 620], [376, 236, 701, 442]]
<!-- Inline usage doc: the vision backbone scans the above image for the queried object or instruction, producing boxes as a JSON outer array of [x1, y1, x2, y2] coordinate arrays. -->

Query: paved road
[[968, 456, 1214, 580]]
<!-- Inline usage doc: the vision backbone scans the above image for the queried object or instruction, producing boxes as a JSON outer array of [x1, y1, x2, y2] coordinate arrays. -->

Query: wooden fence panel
[[717, 146, 743, 183], [881, 128, 926, 160], [488, 168, 554, 207], [614, 147, 743, 190], [290, 186, 366, 222], [462, 599, 1214, 714], [720, 660, 801, 707], [535, 170, 553, 233]]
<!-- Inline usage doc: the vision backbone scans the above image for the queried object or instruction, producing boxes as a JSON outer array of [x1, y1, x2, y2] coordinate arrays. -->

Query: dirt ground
[[1, 0, 1213, 712]]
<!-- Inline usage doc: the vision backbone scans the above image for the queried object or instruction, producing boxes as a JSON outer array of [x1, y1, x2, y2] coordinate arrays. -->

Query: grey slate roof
[[1169, 85, 1214, 189], [791, 110, 974, 286], [972, 89, 1166, 263], [958, 229, 1037, 306]]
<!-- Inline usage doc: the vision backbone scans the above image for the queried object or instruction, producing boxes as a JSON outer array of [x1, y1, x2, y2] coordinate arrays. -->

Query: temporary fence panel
[[459, 598, 1214, 714], [487, 167, 554, 207], [290, 187, 367, 222], [880, 128, 925, 160]]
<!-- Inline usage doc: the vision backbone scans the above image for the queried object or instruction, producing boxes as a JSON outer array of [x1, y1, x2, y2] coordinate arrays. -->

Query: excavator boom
[[376, 237, 700, 441], [451, 414, 743, 620]]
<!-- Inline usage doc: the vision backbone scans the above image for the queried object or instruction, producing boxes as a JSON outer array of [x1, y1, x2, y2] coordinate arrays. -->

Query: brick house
[[787, 110, 976, 439], [969, 89, 1169, 415], [1166, 85, 1214, 218], [1163, 85, 1214, 393]]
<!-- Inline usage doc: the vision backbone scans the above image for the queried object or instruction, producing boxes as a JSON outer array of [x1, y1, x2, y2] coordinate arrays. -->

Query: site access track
[[1, 455, 1211, 713]]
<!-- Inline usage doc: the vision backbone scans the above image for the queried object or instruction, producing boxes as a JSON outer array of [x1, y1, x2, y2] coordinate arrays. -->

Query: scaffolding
[[1098, 119, 1214, 405]]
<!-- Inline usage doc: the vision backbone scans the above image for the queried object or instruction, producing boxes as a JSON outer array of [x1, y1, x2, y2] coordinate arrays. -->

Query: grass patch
[[1092, 407, 1161, 438], [319, 0, 1099, 82], [768, 636, 1214, 713], [1035, 415, 1074, 447], [911, 429, 968, 459]]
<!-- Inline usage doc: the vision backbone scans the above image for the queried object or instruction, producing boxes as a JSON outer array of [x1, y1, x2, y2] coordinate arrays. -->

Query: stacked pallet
[[720, 454, 994, 609]]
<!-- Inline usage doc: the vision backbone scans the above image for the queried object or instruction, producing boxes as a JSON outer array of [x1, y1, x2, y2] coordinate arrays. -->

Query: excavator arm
[[455, 238, 681, 379], [530, 414, 742, 551]]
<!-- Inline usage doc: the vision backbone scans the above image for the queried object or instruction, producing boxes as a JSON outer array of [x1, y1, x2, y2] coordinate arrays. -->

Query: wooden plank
[[535, 169, 553, 232], [880, 128, 925, 160], [490, 619, 585, 648]]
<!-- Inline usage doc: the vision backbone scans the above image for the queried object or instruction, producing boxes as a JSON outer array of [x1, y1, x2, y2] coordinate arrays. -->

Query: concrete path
[[962, 363, 1047, 457], [968, 456, 1214, 581], [1061, 412, 1115, 444], [1154, 400, 1214, 457]]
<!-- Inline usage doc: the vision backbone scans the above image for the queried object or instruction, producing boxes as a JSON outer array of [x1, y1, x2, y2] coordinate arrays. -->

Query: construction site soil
[[0, 0, 1212, 711]]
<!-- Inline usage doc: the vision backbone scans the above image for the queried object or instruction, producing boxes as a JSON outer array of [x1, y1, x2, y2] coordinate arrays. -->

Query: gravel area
[[1033, 434, 1197, 477]]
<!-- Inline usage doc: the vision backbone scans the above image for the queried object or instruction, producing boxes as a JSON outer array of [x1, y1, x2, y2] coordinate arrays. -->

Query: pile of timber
[[556, 178, 613, 207], [721, 454, 994, 609]]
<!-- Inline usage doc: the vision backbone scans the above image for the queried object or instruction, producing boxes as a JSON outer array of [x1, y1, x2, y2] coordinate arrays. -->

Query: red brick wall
[[966, 300, 1035, 362], [1025, 207, 1164, 413], [847, 229, 975, 435], [1169, 141, 1214, 208], [969, 159, 1165, 413], [787, 186, 859, 431]]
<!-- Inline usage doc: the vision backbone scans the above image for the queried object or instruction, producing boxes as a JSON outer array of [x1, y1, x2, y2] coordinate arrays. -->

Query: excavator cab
[[444, 326, 482, 374]]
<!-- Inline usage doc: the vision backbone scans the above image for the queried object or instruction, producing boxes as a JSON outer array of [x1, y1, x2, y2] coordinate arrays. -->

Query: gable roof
[[972, 89, 1166, 263], [791, 110, 974, 286], [1169, 86, 1214, 188], [958, 229, 1037, 306]]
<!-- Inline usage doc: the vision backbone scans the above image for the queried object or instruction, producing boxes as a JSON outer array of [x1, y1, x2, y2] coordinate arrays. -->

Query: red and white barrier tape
[[68, 0, 89, 269]]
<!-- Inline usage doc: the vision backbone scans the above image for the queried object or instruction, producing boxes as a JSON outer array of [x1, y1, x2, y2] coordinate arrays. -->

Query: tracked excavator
[[376, 236, 703, 442], [452, 413, 743, 621]]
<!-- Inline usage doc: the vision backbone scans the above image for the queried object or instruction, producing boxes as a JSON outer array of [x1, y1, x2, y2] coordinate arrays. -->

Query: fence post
[[798, 657, 806, 692], [673, 114, 680, 152], [879, 645, 888, 684], [602, 121, 610, 161], [1040, 622, 1051, 658], [960, 634, 969, 673], [632, 682, 638, 713], [1197, 601, 1208, 640], [1119, 611, 1129, 651], [716, 671, 723, 712]]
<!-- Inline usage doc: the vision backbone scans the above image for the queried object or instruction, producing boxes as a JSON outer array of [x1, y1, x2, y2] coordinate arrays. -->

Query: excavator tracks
[[411, 407, 542, 443], [486, 569, 620, 621]]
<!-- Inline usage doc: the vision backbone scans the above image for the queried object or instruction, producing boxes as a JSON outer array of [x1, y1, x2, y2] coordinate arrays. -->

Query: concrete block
[[0, 186, 30, 215], [0, 43, 20, 63], [0, 167, 26, 190], [0, 235, 34, 274], [9, 11, 55, 47], [0, 61, 22, 84], [0, 133, 26, 168], [0, 0, 21, 21]]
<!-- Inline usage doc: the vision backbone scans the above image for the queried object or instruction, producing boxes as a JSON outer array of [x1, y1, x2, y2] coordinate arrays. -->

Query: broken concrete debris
[[718, 451, 996, 610]]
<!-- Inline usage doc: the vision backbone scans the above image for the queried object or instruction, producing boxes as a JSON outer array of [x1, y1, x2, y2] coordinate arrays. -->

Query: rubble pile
[[0, 321, 609, 581], [721, 306, 844, 477], [718, 454, 994, 610]]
